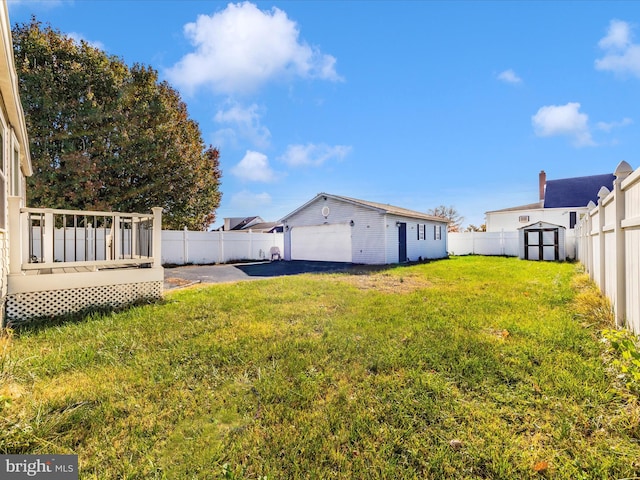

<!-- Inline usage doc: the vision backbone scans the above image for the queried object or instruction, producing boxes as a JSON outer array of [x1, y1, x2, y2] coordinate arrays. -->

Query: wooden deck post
[[112, 215, 121, 261], [8, 197, 22, 274], [43, 209, 54, 264]]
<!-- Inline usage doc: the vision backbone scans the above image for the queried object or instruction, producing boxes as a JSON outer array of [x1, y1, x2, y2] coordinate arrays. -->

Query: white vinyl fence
[[575, 161, 640, 334], [162, 229, 284, 265], [448, 231, 519, 256], [449, 230, 578, 259]]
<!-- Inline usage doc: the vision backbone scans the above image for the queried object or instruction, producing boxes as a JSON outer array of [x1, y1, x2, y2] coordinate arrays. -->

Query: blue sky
[[8, 1, 640, 229]]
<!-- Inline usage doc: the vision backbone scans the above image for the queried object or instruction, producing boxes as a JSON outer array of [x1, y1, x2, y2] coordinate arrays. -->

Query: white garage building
[[280, 193, 449, 264]]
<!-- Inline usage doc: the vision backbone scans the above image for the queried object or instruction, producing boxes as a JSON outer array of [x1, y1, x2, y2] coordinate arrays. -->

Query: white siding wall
[[283, 196, 388, 264], [352, 213, 387, 264], [283, 197, 448, 264], [383, 215, 447, 263], [486, 207, 587, 232]]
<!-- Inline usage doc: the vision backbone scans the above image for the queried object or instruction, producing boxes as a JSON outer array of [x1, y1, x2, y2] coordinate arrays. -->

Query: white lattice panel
[[5, 281, 162, 325]]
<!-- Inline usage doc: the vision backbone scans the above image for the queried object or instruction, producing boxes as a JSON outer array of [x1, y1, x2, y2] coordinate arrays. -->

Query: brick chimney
[[539, 170, 546, 201]]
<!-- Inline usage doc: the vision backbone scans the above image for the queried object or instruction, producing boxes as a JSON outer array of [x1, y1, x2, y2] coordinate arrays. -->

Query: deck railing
[[8, 197, 162, 273]]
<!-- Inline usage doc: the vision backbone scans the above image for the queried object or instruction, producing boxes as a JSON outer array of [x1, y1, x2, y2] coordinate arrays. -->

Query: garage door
[[291, 224, 352, 262]]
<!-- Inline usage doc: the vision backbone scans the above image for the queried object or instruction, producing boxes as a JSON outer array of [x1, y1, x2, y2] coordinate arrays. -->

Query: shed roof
[[281, 192, 448, 224], [518, 221, 566, 231], [543, 173, 615, 208]]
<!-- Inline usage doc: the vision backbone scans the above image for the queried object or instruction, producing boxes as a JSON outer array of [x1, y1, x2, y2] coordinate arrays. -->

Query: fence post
[[219, 229, 224, 264], [183, 226, 188, 265], [585, 201, 595, 278], [597, 187, 609, 291], [112, 215, 121, 261], [614, 161, 633, 328]]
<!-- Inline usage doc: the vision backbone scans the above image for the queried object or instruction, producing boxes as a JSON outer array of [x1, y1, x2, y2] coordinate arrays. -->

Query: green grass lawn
[[1, 256, 639, 479]]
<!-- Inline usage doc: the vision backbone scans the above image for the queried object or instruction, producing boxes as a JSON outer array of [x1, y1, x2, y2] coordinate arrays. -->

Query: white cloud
[[278, 143, 352, 167], [595, 20, 640, 77], [596, 117, 633, 132], [230, 190, 272, 210], [531, 102, 595, 147], [497, 69, 522, 84], [598, 19, 632, 50], [231, 150, 277, 182], [213, 102, 271, 149], [166, 1, 342, 95]]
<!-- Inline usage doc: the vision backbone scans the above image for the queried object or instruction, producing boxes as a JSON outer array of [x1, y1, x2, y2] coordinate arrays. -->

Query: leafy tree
[[428, 205, 463, 232], [12, 18, 221, 230], [465, 224, 486, 232]]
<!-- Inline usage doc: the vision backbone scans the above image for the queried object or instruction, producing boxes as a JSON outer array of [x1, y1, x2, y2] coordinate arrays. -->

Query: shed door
[[525, 228, 559, 261], [290, 224, 352, 262]]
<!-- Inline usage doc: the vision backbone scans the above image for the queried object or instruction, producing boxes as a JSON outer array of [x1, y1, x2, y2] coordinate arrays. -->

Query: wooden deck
[[23, 264, 146, 275]]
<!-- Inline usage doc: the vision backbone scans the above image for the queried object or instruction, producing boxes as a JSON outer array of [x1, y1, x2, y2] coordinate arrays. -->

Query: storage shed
[[280, 193, 449, 264], [518, 221, 566, 261]]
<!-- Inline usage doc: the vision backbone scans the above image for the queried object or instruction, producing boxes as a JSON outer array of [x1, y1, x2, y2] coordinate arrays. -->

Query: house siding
[[384, 215, 448, 263], [283, 196, 388, 264], [283, 195, 448, 265], [486, 207, 587, 232]]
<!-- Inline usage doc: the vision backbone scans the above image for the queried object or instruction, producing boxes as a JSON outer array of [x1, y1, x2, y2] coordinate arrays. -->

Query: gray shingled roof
[[543, 174, 615, 208]]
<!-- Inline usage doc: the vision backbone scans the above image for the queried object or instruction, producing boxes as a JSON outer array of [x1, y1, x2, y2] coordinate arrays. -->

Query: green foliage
[[602, 328, 640, 394], [12, 18, 222, 230], [2, 257, 640, 478]]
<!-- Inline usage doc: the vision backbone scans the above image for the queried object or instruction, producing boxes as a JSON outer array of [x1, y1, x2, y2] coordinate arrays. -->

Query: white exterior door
[[290, 224, 352, 262]]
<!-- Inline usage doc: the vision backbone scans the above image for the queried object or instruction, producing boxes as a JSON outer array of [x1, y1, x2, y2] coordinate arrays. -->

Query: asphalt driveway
[[163, 260, 364, 290]]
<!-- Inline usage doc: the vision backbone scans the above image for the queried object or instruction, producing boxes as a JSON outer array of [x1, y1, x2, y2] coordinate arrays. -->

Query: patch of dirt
[[165, 277, 199, 288], [334, 273, 432, 293]]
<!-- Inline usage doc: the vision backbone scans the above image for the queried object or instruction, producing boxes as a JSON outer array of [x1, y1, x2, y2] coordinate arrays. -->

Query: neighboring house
[[486, 170, 615, 232], [222, 216, 282, 233], [280, 193, 449, 264], [0, 0, 163, 326]]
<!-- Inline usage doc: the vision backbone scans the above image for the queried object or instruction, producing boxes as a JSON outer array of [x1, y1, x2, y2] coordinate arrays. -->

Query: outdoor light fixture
[[350, 220, 355, 227]]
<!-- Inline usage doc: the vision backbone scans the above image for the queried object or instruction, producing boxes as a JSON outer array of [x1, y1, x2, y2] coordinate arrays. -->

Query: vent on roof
[[519, 215, 530, 223]]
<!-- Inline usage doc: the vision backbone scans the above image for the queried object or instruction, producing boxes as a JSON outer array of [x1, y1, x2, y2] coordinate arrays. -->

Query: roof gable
[[281, 193, 448, 224], [518, 221, 566, 230], [544, 174, 615, 208]]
